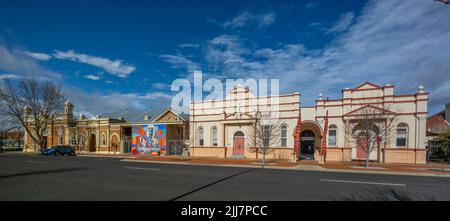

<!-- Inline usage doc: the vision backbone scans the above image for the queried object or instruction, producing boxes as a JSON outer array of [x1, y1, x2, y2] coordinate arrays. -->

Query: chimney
[[446, 101, 450, 123]]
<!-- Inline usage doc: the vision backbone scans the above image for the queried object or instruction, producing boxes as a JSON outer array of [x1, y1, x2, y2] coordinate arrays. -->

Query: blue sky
[[1, 0, 449, 117]]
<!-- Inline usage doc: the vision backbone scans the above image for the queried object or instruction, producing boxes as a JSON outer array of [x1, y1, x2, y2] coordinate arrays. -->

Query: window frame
[[328, 125, 337, 147], [281, 124, 288, 147], [396, 123, 408, 147], [211, 126, 218, 147]]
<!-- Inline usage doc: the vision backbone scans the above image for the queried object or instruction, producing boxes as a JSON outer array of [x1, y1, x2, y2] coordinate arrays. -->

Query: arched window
[[80, 134, 85, 146], [198, 127, 204, 146], [211, 126, 218, 147], [58, 128, 63, 145], [281, 125, 287, 147], [101, 133, 106, 146], [70, 133, 77, 146], [396, 123, 408, 147], [328, 125, 337, 146]]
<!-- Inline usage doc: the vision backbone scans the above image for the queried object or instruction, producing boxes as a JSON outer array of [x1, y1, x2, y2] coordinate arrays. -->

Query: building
[[23, 102, 189, 155], [426, 101, 450, 160], [189, 82, 429, 164]]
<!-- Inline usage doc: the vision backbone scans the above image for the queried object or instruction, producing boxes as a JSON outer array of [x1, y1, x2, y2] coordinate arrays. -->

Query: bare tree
[[247, 111, 282, 168], [343, 105, 398, 168], [0, 78, 66, 151]]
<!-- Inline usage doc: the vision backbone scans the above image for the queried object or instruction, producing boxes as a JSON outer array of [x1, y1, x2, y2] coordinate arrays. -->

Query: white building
[[189, 82, 428, 164]]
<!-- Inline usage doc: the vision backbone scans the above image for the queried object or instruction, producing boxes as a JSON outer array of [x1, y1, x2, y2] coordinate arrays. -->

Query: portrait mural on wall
[[131, 124, 167, 156]]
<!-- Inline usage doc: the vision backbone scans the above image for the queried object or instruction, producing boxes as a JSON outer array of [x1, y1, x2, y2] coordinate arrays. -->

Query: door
[[357, 137, 367, 159], [233, 131, 245, 156], [88, 134, 96, 152]]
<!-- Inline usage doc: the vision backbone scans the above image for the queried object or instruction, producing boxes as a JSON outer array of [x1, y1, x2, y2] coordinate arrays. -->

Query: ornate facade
[[189, 82, 429, 164], [23, 102, 188, 154]]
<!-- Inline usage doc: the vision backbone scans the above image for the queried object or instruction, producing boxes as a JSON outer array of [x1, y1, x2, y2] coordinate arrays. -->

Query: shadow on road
[[0, 167, 88, 179], [331, 187, 435, 201], [169, 168, 258, 201]]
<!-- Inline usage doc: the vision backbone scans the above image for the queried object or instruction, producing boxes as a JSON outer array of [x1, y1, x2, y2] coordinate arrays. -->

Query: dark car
[[41, 146, 76, 156]]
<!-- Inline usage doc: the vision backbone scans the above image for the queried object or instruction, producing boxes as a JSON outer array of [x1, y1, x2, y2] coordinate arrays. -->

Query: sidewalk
[[114, 154, 450, 177], [53, 152, 450, 177]]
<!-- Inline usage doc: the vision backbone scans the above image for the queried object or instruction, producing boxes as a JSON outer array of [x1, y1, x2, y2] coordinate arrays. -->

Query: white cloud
[[152, 82, 169, 90], [223, 11, 276, 29], [327, 12, 354, 34], [64, 87, 173, 116], [159, 54, 200, 73], [53, 50, 136, 77], [0, 45, 61, 80], [84, 74, 102, 80], [179, 43, 199, 48], [176, 0, 450, 115], [0, 74, 21, 79], [24, 51, 52, 61], [304, 2, 319, 9]]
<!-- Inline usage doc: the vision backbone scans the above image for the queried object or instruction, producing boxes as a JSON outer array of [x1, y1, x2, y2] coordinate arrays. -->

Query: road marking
[[26, 161, 47, 164], [319, 179, 406, 186], [124, 166, 160, 171]]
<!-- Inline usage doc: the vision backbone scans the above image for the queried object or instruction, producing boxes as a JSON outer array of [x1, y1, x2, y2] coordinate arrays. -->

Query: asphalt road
[[1, 153, 449, 201]]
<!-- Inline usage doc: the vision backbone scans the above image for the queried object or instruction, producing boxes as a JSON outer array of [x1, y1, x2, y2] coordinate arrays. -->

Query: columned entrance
[[88, 134, 96, 152], [233, 131, 245, 156], [300, 130, 315, 160], [298, 121, 322, 160]]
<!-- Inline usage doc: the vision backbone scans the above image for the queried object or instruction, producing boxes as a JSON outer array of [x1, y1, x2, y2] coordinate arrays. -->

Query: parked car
[[41, 146, 76, 156]]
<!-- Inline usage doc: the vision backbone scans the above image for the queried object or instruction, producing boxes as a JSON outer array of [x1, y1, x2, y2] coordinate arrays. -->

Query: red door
[[233, 132, 245, 156], [357, 137, 367, 159]]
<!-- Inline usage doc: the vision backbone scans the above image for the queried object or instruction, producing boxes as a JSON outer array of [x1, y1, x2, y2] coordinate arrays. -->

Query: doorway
[[300, 130, 315, 160], [88, 134, 96, 152], [233, 131, 245, 156], [356, 137, 368, 159]]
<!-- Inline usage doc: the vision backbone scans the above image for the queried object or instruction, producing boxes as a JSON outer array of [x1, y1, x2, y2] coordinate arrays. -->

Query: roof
[[427, 110, 450, 135], [99, 108, 188, 123]]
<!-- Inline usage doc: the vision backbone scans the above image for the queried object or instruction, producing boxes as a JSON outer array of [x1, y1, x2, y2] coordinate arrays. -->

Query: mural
[[131, 124, 166, 156]]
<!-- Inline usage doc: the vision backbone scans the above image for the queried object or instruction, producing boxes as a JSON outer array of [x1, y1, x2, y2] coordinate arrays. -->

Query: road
[[1, 153, 449, 200]]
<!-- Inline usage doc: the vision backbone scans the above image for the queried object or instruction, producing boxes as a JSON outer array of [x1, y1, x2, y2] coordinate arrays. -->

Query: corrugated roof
[[99, 108, 188, 123]]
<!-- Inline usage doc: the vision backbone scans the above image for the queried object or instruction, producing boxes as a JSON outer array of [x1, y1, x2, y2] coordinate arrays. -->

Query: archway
[[352, 123, 380, 160], [300, 130, 315, 159], [299, 121, 322, 160], [233, 131, 245, 156], [88, 134, 96, 152], [110, 135, 119, 153]]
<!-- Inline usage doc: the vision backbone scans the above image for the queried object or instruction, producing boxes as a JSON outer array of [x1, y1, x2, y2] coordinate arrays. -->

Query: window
[[70, 133, 77, 146], [58, 128, 63, 145], [198, 127, 204, 146], [80, 134, 85, 146], [281, 125, 287, 147], [211, 126, 218, 146], [102, 133, 106, 146], [396, 123, 408, 147], [328, 125, 337, 146]]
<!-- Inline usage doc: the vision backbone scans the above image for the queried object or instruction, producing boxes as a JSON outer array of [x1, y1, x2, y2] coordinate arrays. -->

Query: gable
[[153, 109, 183, 123], [344, 105, 396, 116], [354, 82, 382, 90]]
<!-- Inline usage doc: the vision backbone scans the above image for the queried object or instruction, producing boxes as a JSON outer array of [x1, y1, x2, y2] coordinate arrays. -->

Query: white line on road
[[319, 179, 406, 186], [26, 161, 47, 164], [124, 166, 161, 171]]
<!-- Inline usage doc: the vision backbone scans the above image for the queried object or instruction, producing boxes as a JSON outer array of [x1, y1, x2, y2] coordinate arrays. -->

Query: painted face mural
[[131, 124, 166, 156]]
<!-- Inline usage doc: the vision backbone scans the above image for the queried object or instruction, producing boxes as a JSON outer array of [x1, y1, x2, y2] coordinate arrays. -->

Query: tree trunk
[[365, 150, 370, 168], [262, 150, 266, 168]]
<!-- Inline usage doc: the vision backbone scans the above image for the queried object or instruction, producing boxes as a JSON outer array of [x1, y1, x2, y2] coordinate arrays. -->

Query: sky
[[0, 0, 449, 118]]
